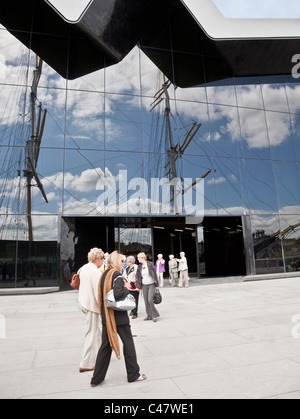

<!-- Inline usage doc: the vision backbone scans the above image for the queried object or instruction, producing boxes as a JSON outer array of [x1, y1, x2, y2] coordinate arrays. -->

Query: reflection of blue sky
[[0, 24, 300, 230]]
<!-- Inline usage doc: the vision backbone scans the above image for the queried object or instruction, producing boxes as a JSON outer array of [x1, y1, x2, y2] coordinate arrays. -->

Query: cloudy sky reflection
[[0, 1, 300, 241]]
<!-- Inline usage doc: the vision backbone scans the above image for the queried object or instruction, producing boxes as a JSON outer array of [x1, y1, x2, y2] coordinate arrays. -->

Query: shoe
[[79, 367, 95, 373], [132, 315, 138, 319], [144, 317, 151, 321], [90, 382, 100, 387], [135, 374, 147, 382], [153, 318, 157, 322]]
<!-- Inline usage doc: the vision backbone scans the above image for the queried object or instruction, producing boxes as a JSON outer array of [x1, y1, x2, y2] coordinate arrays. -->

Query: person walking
[[77, 247, 104, 373], [123, 256, 139, 319], [155, 254, 166, 287], [168, 254, 178, 287], [177, 251, 189, 288], [91, 251, 146, 387], [136, 252, 160, 323]]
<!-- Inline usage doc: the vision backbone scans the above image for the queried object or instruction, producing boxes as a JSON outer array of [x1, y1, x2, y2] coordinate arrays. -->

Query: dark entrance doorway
[[202, 216, 246, 277], [60, 215, 246, 289], [152, 218, 198, 276]]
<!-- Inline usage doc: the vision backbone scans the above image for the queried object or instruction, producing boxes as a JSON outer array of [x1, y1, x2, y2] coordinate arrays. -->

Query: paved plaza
[[1, 276, 300, 399]]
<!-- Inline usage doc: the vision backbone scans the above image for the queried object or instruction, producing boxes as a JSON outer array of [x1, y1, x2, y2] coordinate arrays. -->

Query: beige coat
[[78, 262, 102, 313]]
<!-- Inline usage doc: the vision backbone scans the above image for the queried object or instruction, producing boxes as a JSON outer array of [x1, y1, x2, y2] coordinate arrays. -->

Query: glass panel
[[105, 47, 140, 96], [261, 84, 289, 112], [285, 84, 300, 114], [144, 92, 210, 160], [197, 226, 206, 276], [116, 227, 152, 260], [265, 111, 296, 161], [278, 215, 300, 272], [37, 87, 67, 149], [0, 85, 27, 146], [238, 108, 271, 160], [244, 159, 278, 214], [207, 85, 237, 107], [0, 146, 23, 215], [212, 156, 248, 215], [30, 148, 64, 215], [180, 155, 216, 215], [65, 89, 105, 150], [251, 214, 284, 274], [0, 215, 58, 288], [63, 149, 105, 215], [289, 114, 300, 162], [0, 214, 17, 288], [104, 93, 143, 152], [209, 104, 244, 159], [235, 84, 264, 111], [0, 30, 30, 86], [273, 161, 300, 211]]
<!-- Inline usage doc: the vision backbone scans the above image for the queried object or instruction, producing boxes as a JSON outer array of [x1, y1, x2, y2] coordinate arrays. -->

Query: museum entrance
[[60, 215, 246, 288]]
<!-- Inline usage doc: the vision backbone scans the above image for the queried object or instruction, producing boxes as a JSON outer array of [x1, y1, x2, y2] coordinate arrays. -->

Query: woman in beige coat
[[78, 247, 104, 373]]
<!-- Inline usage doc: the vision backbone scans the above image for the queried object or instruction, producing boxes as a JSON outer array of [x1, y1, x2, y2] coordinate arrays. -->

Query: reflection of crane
[[23, 56, 48, 241], [150, 75, 213, 212]]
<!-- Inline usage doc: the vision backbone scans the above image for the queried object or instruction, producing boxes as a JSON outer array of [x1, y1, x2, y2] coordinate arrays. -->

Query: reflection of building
[[1, 2, 300, 289]]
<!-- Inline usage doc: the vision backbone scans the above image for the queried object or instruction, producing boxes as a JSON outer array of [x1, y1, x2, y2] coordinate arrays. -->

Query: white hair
[[88, 248, 104, 263]]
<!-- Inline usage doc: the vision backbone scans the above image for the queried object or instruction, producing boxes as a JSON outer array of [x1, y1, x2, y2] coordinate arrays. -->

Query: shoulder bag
[[70, 273, 80, 290]]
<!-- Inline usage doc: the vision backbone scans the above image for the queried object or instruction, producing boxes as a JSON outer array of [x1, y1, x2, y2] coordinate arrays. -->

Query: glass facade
[[1, 21, 300, 289]]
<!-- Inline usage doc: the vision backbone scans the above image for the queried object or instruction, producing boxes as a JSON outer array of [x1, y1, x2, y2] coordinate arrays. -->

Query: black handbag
[[153, 289, 162, 305]]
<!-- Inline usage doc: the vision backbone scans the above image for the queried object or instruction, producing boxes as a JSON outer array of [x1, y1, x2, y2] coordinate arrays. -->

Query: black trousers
[[130, 291, 139, 316], [91, 323, 140, 385]]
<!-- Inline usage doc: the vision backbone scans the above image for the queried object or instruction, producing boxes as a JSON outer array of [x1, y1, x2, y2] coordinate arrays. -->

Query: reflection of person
[[24, 261, 36, 287], [78, 248, 104, 373], [155, 254, 165, 288], [177, 252, 189, 288], [123, 256, 139, 319], [91, 251, 146, 387], [168, 255, 178, 287], [136, 252, 160, 322]]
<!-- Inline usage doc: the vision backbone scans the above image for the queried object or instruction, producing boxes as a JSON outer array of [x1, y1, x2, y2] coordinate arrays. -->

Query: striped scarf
[[98, 268, 120, 360]]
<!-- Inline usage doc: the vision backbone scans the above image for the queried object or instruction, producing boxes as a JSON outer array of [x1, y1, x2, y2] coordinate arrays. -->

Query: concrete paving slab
[[1, 277, 300, 399]]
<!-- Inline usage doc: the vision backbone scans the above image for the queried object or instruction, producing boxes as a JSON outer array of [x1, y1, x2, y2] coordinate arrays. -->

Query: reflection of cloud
[[207, 175, 237, 185]]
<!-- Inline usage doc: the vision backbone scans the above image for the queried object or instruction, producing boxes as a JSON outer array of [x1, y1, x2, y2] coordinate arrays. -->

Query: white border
[[181, 0, 300, 40]]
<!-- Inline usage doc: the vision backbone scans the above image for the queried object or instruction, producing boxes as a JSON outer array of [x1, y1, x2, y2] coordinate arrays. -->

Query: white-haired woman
[[123, 256, 139, 319], [78, 247, 104, 373], [177, 251, 189, 288]]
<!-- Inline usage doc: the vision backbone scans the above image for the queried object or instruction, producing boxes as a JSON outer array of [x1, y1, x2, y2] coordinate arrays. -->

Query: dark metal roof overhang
[[0, 0, 299, 87]]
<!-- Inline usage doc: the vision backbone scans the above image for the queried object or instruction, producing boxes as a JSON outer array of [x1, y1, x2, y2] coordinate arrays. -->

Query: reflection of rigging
[[23, 56, 48, 241], [150, 75, 213, 213]]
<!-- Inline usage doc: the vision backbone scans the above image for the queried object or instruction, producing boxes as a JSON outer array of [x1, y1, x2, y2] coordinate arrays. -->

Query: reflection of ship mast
[[23, 56, 48, 241], [150, 75, 213, 213]]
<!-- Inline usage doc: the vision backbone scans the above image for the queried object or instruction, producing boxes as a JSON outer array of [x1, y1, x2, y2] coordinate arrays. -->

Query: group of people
[[156, 252, 190, 289], [77, 248, 164, 388]]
